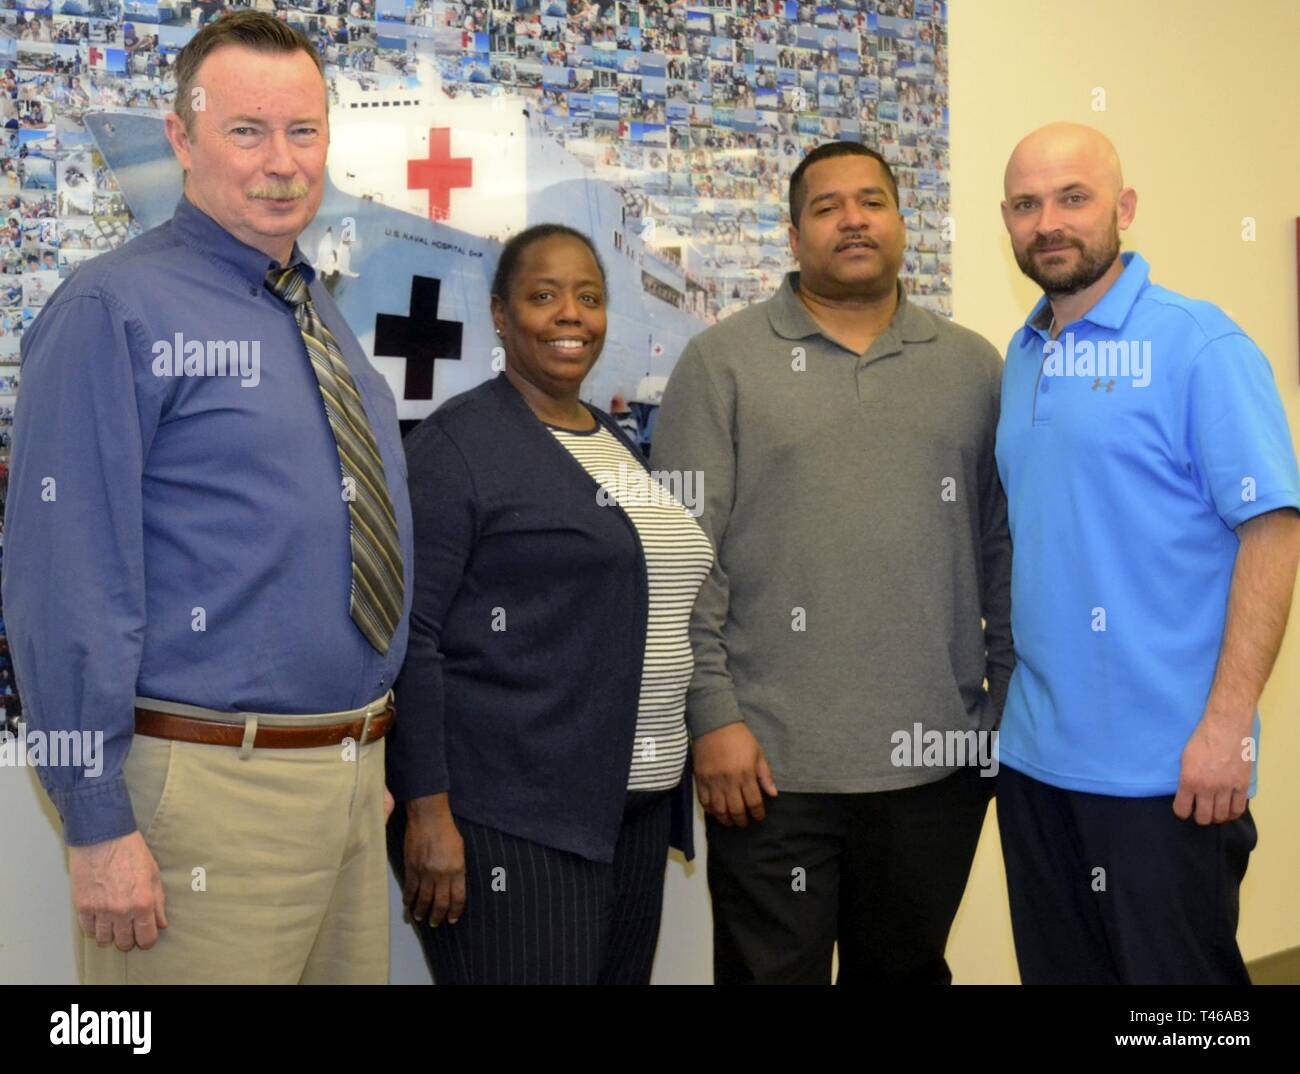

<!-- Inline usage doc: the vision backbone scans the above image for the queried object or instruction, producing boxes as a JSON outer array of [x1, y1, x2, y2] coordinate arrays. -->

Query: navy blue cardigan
[[387, 373, 695, 863]]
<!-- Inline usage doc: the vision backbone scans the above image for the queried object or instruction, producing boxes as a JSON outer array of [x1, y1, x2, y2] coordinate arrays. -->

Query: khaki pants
[[78, 732, 388, 984]]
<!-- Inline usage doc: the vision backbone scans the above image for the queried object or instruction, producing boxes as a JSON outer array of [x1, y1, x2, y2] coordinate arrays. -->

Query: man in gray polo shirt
[[653, 141, 1012, 984]]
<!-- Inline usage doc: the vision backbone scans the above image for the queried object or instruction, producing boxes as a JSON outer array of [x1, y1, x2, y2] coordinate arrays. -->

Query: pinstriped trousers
[[392, 789, 674, 985]]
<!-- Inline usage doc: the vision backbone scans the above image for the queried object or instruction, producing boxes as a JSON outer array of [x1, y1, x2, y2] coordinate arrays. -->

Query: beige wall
[[946, 0, 1300, 983]]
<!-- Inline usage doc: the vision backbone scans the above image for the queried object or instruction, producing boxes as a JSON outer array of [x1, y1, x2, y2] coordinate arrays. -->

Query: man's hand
[[693, 722, 777, 827], [68, 831, 168, 952], [384, 786, 395, 822], [1173, 712, 1253, 825], [403, 793, 466, 927]]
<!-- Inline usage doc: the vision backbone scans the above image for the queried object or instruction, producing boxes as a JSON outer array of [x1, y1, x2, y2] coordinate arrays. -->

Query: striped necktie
[[265, 264, 404, 654]]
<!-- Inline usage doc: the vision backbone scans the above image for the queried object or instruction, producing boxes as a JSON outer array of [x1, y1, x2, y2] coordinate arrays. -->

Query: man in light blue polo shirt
[[994, 122, 1300, 984]]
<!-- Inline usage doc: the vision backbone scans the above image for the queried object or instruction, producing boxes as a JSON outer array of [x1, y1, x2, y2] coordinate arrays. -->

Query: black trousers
[[388, 788, 673, 985], [706, 766, 994, 984], [996, 765, 1256, 985]]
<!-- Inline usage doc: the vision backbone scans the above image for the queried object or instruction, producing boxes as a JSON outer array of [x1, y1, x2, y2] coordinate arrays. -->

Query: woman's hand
[[403, 793, 467, 927]]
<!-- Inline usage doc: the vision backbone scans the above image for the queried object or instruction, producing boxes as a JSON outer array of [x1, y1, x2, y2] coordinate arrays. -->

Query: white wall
[[0, 766, 80, 983]]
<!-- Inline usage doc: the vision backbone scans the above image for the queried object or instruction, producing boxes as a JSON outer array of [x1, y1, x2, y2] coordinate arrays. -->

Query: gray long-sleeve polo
[[653, 272, 1013, 791]]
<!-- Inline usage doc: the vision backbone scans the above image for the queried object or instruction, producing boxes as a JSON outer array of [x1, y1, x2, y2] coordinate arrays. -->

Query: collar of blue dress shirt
[[170, 192, 315, 291], [767, 270, 936, 347], [1021, 250, 1150, 342]]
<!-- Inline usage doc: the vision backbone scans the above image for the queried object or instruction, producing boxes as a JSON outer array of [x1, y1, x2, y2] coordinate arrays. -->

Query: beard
[[1014, 217, 1121, 297]]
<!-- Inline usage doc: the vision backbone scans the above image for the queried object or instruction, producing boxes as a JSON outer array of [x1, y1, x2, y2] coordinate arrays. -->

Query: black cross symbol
[[373, 275, 463, 402]]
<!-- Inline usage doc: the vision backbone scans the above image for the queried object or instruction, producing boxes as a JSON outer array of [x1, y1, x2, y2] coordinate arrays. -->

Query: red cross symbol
[[408, 128, 473, 222]]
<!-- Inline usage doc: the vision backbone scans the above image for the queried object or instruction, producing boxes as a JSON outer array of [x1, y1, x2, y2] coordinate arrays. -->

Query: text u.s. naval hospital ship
[[82, 57, 710, 441]]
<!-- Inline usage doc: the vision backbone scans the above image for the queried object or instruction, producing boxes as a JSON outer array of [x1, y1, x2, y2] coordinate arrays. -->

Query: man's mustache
[[249, 182, 310, 200], [1030, 235, 1081, 253]]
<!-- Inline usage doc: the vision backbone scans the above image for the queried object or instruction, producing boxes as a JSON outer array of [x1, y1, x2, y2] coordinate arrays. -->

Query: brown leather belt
[[134, 702, 395, 749]]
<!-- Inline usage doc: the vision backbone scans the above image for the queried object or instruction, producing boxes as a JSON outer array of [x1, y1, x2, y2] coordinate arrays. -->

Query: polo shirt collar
[[767, 270, 935, 351], [170, 192, 314, 289], [1021, 250, 1150, 341]]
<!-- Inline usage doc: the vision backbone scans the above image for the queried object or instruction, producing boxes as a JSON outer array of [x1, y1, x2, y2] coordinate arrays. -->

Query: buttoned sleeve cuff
[[50, 774, 137, 848], [685, 686, 745, 739]]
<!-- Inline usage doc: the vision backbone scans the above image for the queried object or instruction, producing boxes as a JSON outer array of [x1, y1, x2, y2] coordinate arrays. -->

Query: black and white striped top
[[548, 423, 714, 791]]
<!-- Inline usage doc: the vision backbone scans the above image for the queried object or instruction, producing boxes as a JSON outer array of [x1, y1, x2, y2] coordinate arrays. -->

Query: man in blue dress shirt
[[994, 122, 1300, 984], [2, 13, 412, 983]]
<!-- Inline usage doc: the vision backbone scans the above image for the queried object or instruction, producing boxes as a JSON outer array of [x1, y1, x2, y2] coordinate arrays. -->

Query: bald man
[[993, 122, 1300, 984]]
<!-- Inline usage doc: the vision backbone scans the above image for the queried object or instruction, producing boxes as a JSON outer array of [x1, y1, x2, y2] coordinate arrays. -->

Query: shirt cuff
[[387, 769, 450, 804], [685, 686, 745, 739], [51, 775, 137, 848], [1220, 492, 1300, 532]]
